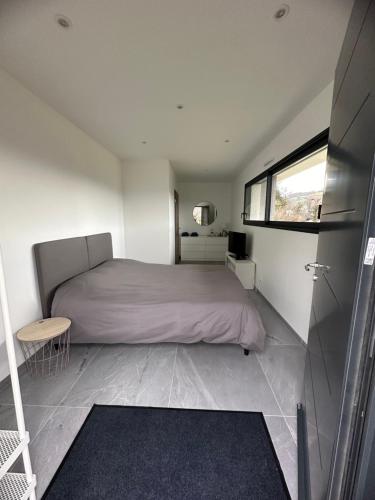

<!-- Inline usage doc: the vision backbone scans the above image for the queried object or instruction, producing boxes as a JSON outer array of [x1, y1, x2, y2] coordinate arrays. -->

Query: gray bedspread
[[52, 259, 265, 350]]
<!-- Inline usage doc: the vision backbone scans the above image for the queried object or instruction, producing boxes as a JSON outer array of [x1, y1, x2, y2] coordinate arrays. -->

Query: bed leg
[[243, 349, 249, 356]]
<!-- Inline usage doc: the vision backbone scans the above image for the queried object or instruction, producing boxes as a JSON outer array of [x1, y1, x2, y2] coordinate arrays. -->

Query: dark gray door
[[302, 0, 375, 498]]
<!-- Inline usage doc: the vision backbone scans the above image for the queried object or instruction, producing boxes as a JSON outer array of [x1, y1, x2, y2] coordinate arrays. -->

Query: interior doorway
[[174, 190, 180, 264]]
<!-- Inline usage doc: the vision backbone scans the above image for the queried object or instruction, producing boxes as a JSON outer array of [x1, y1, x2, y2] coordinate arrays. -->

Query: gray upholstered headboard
[[34, 233, 113, 318], [86, 233, 113, 269]]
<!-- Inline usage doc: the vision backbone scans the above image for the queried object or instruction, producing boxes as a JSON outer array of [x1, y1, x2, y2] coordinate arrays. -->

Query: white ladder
[[0, 247, 36, 500]]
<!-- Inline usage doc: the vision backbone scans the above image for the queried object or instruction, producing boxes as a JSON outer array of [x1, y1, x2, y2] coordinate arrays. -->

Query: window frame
[[242, 128, 329, 234]]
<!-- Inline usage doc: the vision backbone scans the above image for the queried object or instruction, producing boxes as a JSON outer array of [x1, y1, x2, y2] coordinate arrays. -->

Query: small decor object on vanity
[[17, 317, 71, 377]]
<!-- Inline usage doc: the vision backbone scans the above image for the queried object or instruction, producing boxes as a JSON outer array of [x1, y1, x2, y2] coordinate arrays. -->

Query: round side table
[[17, 317, 71, 377]]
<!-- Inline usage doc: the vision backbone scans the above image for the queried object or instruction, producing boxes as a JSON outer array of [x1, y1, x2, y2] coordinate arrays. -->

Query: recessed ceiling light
[[177, 105, 184, 109], [141, 140, 147, 144], [55, 14, 72, 29], [274, 4, 290, 21], [224, 139, 230, 143]]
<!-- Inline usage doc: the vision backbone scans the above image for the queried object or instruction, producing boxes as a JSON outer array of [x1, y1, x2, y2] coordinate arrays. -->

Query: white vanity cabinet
[[180, 236, 228, 262]]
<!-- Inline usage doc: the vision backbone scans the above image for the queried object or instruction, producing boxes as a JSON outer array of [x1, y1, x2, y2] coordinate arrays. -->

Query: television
[[228, 231, 246, 260]]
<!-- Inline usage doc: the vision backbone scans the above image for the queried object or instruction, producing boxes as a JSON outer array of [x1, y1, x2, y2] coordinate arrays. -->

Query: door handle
[[305, 262, 331, 272]]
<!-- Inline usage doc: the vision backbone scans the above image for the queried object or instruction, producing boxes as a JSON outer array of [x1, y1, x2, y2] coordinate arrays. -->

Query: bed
[[34, 233, 265, 351]]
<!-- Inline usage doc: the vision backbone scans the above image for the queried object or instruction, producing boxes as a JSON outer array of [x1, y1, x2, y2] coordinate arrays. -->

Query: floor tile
[[135, 344, 177, 407], [249, 291, 301, 346], [169, 343, 281, 415], [285, 416, 297, 444], [264, 416, 298, 500], [256, 345, 306, 417], [62, 344, 150, 407], [0, 404, 55, 442], [306, 420, 333, 500], [27, 406, 90, 498], [62, 343, 177, 408], [0, 345, 101, 406]]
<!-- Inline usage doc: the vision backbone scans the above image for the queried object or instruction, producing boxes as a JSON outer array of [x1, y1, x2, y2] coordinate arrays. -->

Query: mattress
[[51, 259, 265, 350]]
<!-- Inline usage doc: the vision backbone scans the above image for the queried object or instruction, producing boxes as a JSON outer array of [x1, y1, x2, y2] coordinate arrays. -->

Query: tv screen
[[228, 231, 246, 259]]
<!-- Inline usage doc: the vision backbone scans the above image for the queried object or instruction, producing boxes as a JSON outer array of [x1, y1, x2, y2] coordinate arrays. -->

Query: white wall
[[123, 159, 175, 264], [0, 68, 125, 381], [178, 182, 232, 235], [231, 83, 334, 342]]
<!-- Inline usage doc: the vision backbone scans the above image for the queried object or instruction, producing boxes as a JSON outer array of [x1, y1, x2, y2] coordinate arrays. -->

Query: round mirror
[[192, 201, 217, 226]]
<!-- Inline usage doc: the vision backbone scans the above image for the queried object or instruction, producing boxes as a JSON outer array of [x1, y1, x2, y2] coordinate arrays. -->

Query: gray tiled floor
[[0, 291, 305, 499]]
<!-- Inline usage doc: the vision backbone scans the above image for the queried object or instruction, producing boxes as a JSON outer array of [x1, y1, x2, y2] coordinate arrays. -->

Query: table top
[[17, 317, 71, 342]]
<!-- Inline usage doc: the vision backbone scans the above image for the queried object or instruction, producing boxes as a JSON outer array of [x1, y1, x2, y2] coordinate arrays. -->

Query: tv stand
[[225, 251, 255, 290]]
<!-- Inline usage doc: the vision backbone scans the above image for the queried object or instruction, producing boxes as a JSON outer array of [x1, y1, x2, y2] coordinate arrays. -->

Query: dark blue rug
[[42, 405, 290, 499]]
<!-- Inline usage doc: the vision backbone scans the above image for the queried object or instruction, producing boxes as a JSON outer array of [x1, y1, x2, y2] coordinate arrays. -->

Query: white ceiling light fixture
[[274, 4, 290, 21], [224, 139, 230, 143], [141, 140, 147, 144], [55, 14, 72, 29], [176, 104, 184, 110]]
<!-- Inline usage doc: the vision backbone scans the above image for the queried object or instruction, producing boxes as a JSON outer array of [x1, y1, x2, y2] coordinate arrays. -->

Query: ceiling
[[0, 0, 354, 181]]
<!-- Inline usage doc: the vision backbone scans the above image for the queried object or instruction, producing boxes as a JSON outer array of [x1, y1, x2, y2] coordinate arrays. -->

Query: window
[[270, 147, 327, 223], [243, 129, 328, 233], [244, 177, 267, 221]]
